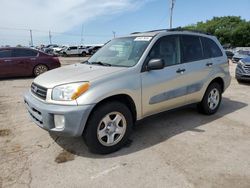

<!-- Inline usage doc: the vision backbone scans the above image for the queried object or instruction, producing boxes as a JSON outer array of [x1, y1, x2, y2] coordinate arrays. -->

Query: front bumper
[[24, 91, 94, 137], [236, 65, 250, 81]]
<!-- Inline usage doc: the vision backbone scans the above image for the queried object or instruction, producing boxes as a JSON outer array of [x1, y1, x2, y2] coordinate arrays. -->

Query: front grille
[[243, 64, 250, 73], [31, 83, 47, 100]]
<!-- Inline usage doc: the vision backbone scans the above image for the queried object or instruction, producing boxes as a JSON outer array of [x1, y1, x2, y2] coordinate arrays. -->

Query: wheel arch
[[86, 94, 137, 125], [209, 77, 225, 92], [33, 63, 49, 76]]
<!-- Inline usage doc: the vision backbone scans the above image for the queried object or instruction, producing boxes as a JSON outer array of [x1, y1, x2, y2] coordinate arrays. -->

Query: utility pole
[[49, 30, 52, 44], [80, 24, 84, 45], [30, 29, 33, 46], [169, 0, 176, 29], [112, 31, 116, 38]]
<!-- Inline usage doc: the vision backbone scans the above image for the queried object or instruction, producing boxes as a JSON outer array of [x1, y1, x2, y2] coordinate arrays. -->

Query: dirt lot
[[0, 58, 250, 188]]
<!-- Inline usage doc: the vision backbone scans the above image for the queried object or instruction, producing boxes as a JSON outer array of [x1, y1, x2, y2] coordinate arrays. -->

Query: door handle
[[206, 63, 213, 67], [30, 58, 36, 61], [4, 59, 12, 62], [176, 68, 186, 74]]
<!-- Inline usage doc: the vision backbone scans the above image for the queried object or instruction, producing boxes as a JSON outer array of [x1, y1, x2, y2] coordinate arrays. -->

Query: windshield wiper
[[89, 61, 112, 66], [81, 61, 89, 64]]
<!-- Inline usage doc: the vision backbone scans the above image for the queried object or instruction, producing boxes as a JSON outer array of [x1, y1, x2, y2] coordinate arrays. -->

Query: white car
[[62, 46, 89, 56]]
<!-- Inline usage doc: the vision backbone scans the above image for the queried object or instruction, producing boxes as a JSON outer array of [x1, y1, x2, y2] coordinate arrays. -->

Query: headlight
[[52, 82, 90, 101], [238, 60, 245, 67]]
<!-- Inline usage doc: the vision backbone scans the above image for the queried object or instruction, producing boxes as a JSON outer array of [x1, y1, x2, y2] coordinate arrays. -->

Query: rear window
[[201, 37, 223, 58], [0, 50, 12, 58], [13, 49, 38, 57], [181, 35, 203, 62]]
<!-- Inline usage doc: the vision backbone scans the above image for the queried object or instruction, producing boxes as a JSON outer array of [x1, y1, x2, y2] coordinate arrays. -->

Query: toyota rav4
[[24, 29, 231, 154]]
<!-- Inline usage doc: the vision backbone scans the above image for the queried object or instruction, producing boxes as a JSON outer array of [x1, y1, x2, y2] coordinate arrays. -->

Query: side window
[[0, 50, 12, 58], [147, 35, 181, 67], [181, 35, 203, 62], [201, 37, 223, 58], [13, 49, 38, 57]]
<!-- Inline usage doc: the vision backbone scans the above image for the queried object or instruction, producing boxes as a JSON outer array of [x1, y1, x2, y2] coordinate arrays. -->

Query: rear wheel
[[82, 52, 87, 57], [84, 101, 133, 154], [198, 82, 222, 115], [33, 64, 48, 77]]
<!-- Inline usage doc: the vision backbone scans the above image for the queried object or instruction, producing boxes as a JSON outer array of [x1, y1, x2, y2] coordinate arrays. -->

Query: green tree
[[184, 16, 250, 47]]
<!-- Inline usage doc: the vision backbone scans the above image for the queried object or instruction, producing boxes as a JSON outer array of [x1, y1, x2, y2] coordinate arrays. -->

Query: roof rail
[[130, 27, 211, 35], [130, 29, 167, 35], [167, 27, 211, 35]]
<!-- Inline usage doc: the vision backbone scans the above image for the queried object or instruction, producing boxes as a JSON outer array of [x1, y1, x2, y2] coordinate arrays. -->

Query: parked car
[[235, 56, 250, 82], [0, 47, 61, 78], [225, 50, 234, 59], [61, 46, 89, 57], [42, 44, 59, 54], [88, 46, 102, 55], [232, 50, 250, 63], [24, 29, 231, 154]]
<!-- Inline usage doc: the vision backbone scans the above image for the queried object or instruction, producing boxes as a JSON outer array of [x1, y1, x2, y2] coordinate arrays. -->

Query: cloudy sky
[[1, 0, 250, 46]]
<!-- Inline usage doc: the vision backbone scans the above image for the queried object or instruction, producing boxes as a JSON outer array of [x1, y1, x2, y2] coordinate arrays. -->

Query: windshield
[[87, 37, 152, 67]]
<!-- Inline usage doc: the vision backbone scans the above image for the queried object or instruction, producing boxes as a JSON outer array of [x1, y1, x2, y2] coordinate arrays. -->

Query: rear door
[[0, 49, 13, 78], [201, 37, 225, 69], [180, 35, 213, 103]]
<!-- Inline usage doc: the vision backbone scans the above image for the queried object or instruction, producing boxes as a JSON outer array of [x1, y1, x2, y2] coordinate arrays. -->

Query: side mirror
[[147, 59, 164, 71]]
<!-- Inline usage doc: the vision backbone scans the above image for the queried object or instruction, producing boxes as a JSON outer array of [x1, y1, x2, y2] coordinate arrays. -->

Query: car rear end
[[38, 52, 61, 70]]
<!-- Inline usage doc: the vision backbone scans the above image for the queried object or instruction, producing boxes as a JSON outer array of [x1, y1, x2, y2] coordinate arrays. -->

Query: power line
[[0, 27, 112, 37]]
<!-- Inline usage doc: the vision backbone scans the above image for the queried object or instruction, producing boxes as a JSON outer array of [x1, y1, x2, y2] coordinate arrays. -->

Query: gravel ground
[[0, 58, 250, 188]]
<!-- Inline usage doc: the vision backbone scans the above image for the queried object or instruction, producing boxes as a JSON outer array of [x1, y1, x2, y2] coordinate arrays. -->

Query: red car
[[0, 47, 61, 78]]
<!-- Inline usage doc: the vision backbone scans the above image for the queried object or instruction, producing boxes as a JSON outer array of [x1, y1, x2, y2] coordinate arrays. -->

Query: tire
[[236, 79, 243, 83], [33, 64, 48, 77], [82, 52, 87, 57], [84, 101, 133, 154], [197, 82, 222, 115]]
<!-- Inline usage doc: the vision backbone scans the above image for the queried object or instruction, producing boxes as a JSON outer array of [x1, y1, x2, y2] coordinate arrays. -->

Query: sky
[[0, 0, 250, 46]]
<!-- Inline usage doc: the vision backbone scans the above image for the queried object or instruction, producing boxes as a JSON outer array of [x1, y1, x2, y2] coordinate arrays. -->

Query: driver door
[[141, 35, 189, 117]]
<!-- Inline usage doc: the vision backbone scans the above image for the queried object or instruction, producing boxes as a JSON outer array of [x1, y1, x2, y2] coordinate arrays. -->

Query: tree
[[184, 16, 250, 47]]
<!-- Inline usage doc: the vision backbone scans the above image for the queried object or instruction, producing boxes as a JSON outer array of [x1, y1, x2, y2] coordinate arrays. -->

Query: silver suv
[[24, 29, 231, 154]]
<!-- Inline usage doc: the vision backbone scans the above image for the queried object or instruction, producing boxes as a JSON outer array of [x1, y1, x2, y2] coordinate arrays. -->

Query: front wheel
[[84, 102, 133, 154], [198, 82, 222, 115]]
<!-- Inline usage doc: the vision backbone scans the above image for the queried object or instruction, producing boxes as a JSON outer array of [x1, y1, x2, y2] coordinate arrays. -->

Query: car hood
[[34, 63, 126, 88], [233, 54, 249, 59], [241, 57, 250, 64]]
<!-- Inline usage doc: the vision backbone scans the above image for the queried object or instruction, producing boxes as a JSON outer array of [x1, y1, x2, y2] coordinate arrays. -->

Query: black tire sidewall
[[84, 101, 133, 154], [82, 52, 86, 57], [199, 83, 222, 115]]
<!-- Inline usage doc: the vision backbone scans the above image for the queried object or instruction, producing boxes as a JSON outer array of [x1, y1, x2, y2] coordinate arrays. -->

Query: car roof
[[0, 47, 37, 51], [129, 28, 213, 38]]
